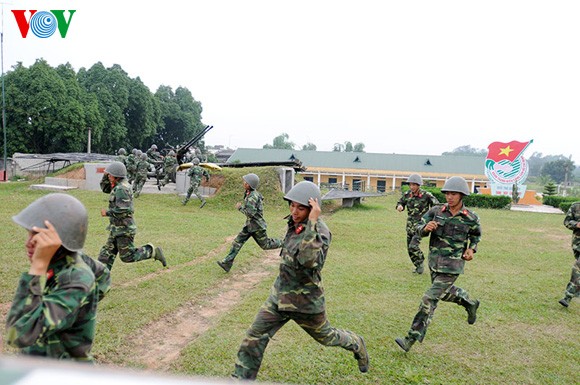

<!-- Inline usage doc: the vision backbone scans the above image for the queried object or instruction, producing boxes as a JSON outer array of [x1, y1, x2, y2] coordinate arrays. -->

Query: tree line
[[0, 59, 206, 156]]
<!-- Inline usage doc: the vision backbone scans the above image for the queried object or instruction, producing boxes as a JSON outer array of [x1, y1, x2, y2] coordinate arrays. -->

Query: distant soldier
[[395, 176, 481, 352], [559, 201, 580, 308], [98, 161, 167, 271], [116, 148, 127, 166], [126, 149, 138, 185], [6, 193, 110, 361], [396, 174, 439, 274], [232, 181, 369, 380], [146, 144, 164, 185], [182, 158, 209, 207], [217, 173, 282, 273], [133, 152, 150, 198], [158, 150, 177, 190]]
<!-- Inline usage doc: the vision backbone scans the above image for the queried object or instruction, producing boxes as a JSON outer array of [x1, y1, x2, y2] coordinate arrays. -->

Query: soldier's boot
[[395, 336, 416, 352], [558, 296, 571, 308], [182, 198, 189, 206], [413, 263, 424, 274], [217, 260, 232, 273], [158, 184, 161, 191], [200, 200, 207, 209], [153, 246, 167, 267], [353, 335, 369, 373], [463, 299, 480, 325]]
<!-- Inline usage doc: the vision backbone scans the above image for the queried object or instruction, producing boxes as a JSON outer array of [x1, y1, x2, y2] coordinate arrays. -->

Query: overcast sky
[[5, 1, 580, 162]]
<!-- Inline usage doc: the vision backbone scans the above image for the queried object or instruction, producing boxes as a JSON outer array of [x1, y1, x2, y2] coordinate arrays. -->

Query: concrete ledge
[[30, 184, 78, 191], [44, 177, 86, 189]]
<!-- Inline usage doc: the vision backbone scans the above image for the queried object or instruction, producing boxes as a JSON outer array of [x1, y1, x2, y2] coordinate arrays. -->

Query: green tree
[[353, 142, 366, 152], [77, 62, 130, 154], [541, 158, 575, 184], [302, 142, 317, 151], [263, 133, 295, 149], [442, 145, 487, 156], [333, 143, 344, 152], [344, 141, 353, 152], [5, 60, 90, 153], [544, 181, 557, 196], [125, 77, 161, 150]]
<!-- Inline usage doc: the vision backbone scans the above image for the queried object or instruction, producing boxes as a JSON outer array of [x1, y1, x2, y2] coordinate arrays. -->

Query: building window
[[353, 179, 362, 191], [377, 180, 386, 192], [303, 176, 314, 182], [328, 177, 337, 184]]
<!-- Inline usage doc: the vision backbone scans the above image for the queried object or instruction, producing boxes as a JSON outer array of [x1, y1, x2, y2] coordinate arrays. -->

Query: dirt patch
[[57, 167, 86, 179], [121, 248, 280, 371]]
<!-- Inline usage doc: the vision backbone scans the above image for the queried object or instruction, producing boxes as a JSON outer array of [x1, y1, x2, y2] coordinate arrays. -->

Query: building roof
[[227, 148, 487, 178]]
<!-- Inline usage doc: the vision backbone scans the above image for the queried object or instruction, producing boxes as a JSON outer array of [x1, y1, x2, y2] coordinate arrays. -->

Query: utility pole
[[87, 127, 92, 154], [1, 4, 6, 181]]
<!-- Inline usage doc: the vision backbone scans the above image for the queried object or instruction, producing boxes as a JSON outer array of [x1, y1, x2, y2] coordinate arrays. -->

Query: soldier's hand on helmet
[[235, 202, 242, 210], [396, 205, 404, 212], [308, 198, 321, 222], [424, 220, 438, 232], [29, 221, 62, 275], [101, 209, 107, 217], [462, 248, 475, 261]]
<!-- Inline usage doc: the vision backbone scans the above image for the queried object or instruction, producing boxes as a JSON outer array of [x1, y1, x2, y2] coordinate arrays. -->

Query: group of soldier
[[114, 144, 209, 207], [4, 168, 579, 381]]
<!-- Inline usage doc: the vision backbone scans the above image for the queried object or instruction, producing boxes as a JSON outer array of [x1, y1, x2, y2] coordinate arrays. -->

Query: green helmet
[[140, 152, 148, 160], [105, 161, 127, 178], [284, 181, 321, 207], [12, 193, 88, 252], [132, 148, 138, 155], [442, 176, 470, 196], [151, 144, 158, 150], [407, 174, 423, 186], [192, 157, 200, 165], [168, 150, 175, 156], [136, 149, 143, 156], [118, 148, 127, 155], [243, 173, 260, 190]]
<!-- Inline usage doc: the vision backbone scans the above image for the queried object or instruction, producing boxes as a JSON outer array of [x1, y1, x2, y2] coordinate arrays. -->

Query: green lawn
[[0, 171, 578, 385]]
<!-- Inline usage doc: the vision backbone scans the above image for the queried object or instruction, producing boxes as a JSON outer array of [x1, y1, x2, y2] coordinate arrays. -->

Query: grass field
[[0, 168, 578, 385]]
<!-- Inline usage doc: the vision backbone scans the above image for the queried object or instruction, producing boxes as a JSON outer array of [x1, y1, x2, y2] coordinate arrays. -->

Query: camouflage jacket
[[125, 154, 136, 173], [115, 154, 127, 166], [269, 217, 331, 314], [163, 156, 177, 172], [239, 189, 267, 232], [135, 158, 149, 178], [418, 203, 482, 274], [5, 250, 110, 361], [187, 165, 209, 185], [105, 179, 136, 236], [564, 202, 580, 254], [397, 189, 439, 224], [146, 149, 163, 162]]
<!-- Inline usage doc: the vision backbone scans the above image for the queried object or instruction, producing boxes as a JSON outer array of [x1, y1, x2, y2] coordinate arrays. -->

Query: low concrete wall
[[84, 163, 111, 191], [44, 177, 86, 189]]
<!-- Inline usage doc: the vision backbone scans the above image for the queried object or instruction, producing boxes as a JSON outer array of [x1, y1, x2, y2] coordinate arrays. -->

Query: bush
[[407, 187, 512, 210], [543, 195, 579, 208]]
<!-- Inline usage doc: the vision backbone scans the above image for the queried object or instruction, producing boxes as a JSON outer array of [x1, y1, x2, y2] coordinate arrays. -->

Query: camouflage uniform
[[397, 188, 439, 270], [158, 154, 177, 189], [183, 165, 209, 206], [402, 203, 481, 345], [233, 217, 365, 380], [132, 154, 150, 198], [5, 249, 110, 361], [219, 188, 282, 270], [98, 178, 161, 271], [560, 202, 580, 306], [125, 151, 137, 184], [146, 146, 163, 184]]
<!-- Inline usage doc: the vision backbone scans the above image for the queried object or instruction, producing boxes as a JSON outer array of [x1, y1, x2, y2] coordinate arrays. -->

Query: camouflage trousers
[[233, 299, 361, 380], [563, 255, 580, 299], [133, 175, 147, 197], [184, 182, 203, 204], [406, 221, 424, 267], [407, 272, 475, 342], [222, 226, 282, 265], [98, 233, 153, 271]]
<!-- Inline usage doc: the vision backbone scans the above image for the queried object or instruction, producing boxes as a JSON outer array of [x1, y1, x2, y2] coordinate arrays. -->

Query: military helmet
[[441, 176, 470, 196], [407, 173, 423, 186], [151, 144, 158, 150], [168, 150, 175, 156], [192, 157, 200, 165], [243, 173, 260, 190], [132, 148, 138, 155], [140, 152, 148, 160], [105, 161, 127, 178], [118, 148, 127, 155], [284, 181, 321, 207], [135, 149, 143, 156], [12, 193, 88, 252]]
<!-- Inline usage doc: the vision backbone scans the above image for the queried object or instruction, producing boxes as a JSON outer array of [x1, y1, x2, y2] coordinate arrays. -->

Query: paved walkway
[[510, 204, 564, 214]]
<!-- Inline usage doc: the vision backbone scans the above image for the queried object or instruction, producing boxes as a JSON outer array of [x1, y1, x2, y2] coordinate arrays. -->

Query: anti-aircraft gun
[[176, 125, 214, 165]]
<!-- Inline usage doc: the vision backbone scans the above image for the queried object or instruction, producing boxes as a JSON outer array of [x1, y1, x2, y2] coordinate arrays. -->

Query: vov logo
[[12, 10, 76, 38]]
